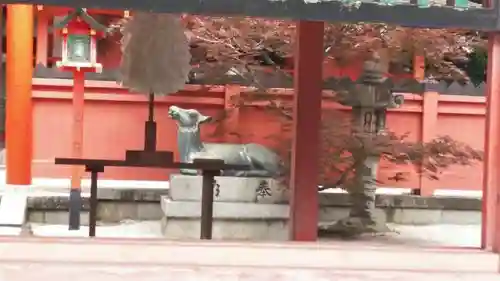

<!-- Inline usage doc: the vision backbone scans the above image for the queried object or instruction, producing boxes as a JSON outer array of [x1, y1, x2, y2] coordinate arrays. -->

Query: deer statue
[[168, 105, 283, 177]]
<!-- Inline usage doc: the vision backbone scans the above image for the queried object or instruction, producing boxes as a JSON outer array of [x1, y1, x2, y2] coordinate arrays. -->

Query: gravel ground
[[19, 221, 481, 248]]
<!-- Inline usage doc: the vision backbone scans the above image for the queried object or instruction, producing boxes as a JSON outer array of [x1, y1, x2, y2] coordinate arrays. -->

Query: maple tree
[[110, 14, 484, 237], [185, 16, 486, 81], [108, 15, 486, 83], [219, 89, 482, 236]]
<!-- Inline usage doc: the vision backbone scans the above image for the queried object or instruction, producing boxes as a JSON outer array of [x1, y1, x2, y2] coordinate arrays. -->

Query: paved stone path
[[0, 237, 498, 280], [1, 263, 498, 281]]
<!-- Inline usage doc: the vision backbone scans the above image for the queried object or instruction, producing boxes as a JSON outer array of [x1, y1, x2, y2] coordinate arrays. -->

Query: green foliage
[[465, 46, 488, 85]]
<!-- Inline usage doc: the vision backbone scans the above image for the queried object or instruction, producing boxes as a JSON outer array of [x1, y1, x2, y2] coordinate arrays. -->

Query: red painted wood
[[289, 21, 324, 241], [420, 91, 439, 196], [0, 8, 3, 142], [223, 85, 241, 143], [36, 11, 49, 66], [6, 5, 34, 185], [70, 70, 85, 190], [40, 6, 126, 16], [413, 55, 425, 80], [482, 33, 500, 251]]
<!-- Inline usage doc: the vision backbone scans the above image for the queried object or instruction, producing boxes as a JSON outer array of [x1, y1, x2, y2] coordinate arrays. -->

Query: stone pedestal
[[161, 174, 289, 240]]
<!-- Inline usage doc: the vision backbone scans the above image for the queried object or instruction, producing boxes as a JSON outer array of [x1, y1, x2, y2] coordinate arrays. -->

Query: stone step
[[161, 197, 289, 219], [161, 217, 289, 240], [161, 197, 289, 240]]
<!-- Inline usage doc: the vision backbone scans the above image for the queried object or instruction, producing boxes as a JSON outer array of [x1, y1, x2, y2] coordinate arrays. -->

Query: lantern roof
[[53, 8, 107, 31]]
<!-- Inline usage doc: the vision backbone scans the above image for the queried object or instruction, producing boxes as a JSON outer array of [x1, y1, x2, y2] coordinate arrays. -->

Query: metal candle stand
[[55, 154, 248, 238]]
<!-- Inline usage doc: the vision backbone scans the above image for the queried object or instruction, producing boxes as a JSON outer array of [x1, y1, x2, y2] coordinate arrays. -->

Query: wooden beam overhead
[[4, 0, 500, 30]]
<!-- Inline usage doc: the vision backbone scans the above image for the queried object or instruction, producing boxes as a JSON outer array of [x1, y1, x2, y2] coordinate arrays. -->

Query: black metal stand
[[87, 165, 103, 237], [144, 92, 157, 151], [55, 157, 245, 238], [200, 170, 220, 240]]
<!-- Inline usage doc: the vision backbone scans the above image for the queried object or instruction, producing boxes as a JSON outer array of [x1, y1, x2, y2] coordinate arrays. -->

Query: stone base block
[[161, 218, 288, 240], [161, 197, 289, 240], [169, 174, 288, 204], [0, 191, 28, 227]]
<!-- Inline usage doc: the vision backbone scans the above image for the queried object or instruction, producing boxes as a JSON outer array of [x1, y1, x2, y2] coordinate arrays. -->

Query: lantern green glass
[[67, 34, 91, 63]]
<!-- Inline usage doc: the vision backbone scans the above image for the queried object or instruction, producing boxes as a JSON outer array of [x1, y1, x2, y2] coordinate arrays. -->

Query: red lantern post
[[53, 8, 105, 230]]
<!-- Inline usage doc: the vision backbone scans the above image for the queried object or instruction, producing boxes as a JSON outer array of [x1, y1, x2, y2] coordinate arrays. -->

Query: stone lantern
[[328, 52, 424, 228], [334, 53, 420, 134]]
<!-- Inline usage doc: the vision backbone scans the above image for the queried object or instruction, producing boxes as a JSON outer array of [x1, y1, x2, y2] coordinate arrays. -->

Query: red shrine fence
[[31, 78, 484, 195]]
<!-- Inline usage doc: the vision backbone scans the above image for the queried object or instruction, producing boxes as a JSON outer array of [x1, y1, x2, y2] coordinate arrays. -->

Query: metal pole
[[144, 91, 156, 151], [148, 91, 155, 122], [88, 169, 99, 237], [200, 170, 217, 239]]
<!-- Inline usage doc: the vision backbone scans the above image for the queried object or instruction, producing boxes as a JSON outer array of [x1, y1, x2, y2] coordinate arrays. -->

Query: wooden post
[[71, 70, 85, 189], [223, 85, 241, 143], [482, 33, 500, 252], [35, 8, 49, 66], [413, 54, 429, 196], [289, 21, 324, 241], [88, 169, 99, 237], [0, 7, 4, 146], [419, 91, 439, 196], [200, 170, 219, 240], [69, 70, 85, 229], [6, 4, 34, 185], [52, 16, 64, 62], [144, 92, 157, 151], [413, 55, 425, 81], [82, 163, 103, 237]]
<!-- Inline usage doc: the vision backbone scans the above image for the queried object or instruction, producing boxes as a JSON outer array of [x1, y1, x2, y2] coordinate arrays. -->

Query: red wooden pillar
[[35, 7, 49, 66], [223, 85, 241, 143], [413, 55, 425, 81], [52, 16, 64, 61], [70, 70, 85, 191], [482, 33, 500, 251], [5, 4, 33, 185], [0, 7, 4, 145], [289, 21, 324, 241], [419, 91, 439, 196]]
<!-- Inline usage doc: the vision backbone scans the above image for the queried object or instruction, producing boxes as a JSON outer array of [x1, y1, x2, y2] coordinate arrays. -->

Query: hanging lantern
[[66, 32, 91, 62], [54, 8, 106, 72]]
